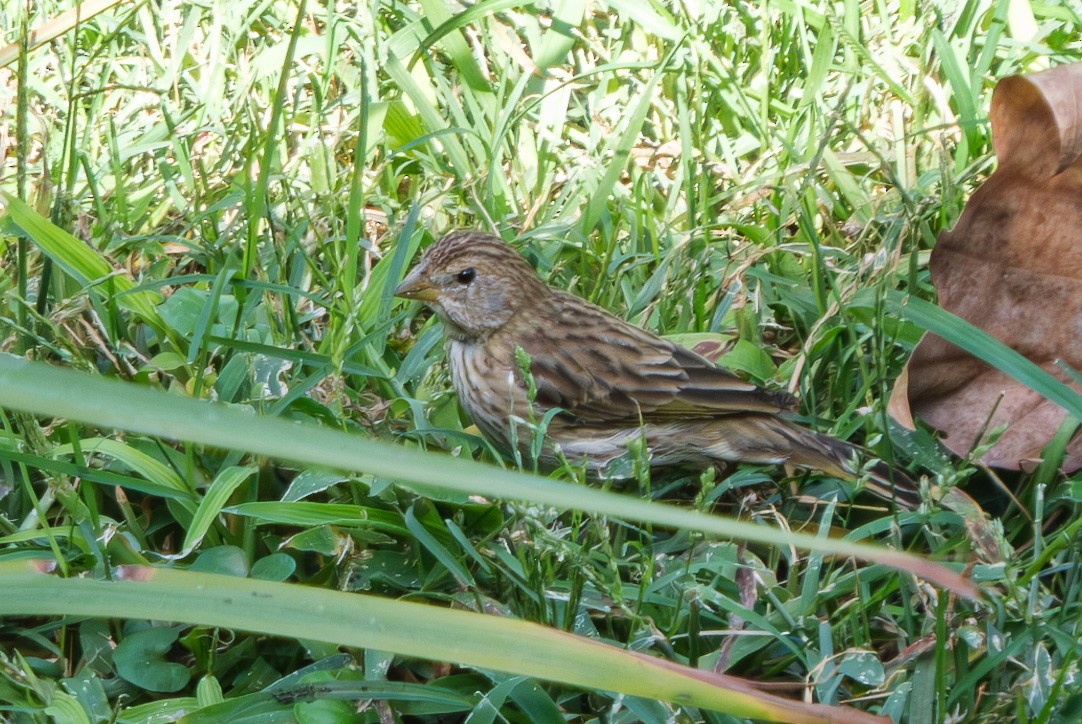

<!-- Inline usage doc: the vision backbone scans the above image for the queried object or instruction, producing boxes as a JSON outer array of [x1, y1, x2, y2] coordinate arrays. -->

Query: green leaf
[[382, 54, 472, 179], [717, 339, 779, 382], [61, 670, 111, 723], [533, 0, 586, 69], [44, 691, 91, 724], [405, 503, 474, 588], [282, 469, 350, 502], [580, 43, 682, 234], [113, 626, 191, 693], [226, 502, 371, 527], [839, 652, 885, 686], [0, 0, 127, 68], [930, 29, 982, 155], [189, 546, 249, 577], [250, 553, 296, 582], [416, 0, 491, 90], [603, 0, 681, 40], [418, 0, 536, 51]]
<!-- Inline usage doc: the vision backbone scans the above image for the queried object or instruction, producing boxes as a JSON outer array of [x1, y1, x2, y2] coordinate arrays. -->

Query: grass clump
[[1, 1, 1081, 722]]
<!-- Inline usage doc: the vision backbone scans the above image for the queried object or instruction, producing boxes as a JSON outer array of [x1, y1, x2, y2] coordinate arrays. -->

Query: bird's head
[[395, 231, 549, 341]]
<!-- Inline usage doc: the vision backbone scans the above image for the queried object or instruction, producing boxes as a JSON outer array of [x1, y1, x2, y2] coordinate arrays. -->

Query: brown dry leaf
[[889, 63, 1082, 471]]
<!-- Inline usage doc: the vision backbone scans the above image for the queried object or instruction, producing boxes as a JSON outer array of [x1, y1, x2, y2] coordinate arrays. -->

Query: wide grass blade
[[0, 353, 977, 598], [180, 466, 257, 554], [0, 560, 881, 723], [2, 194, 166, 337], [888, 292, 1082, 421]]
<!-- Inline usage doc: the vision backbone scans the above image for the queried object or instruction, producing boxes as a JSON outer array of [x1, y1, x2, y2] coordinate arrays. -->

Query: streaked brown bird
[[395, 231, 920, 508]]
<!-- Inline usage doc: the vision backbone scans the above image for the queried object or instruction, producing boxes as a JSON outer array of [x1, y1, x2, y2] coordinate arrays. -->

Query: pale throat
[[440, 315, 473, 342], [438, 304, 518, 344]]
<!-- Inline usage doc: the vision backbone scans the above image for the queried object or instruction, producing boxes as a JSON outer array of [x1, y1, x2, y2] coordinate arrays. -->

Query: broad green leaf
[[113, 626, 190, 693]]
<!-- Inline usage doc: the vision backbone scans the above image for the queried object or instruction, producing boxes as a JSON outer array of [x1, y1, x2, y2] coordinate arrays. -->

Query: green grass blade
[[181, 466, 256, 554], [930, 28, 982, 156], [370, 204, 421, 354], [224, 501, 401, 530], [888, 292, 1082, 421], [243, 0, 307, 276], [0, 560, 877, 722], [382, 53, 472, 179], [404, 503, 475, 588], [2, 194, 167, 337], [579, 45, 678, 235], [0, 354, 978, 598], [49, 437, 195, 511], [186, 263, 236, 366], [0, 0, 128, 69], [533, 0, 587, 70], [417, 0, 535, 51], [604, 0, 681, 40], [415, 0, 490, 90]]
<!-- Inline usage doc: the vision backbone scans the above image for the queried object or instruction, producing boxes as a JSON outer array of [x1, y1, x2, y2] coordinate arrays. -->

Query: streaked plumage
[[396, 231, 919, 508]]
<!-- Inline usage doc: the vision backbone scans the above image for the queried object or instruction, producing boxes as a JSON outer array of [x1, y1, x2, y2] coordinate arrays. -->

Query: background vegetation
[[1, 0, 1080, 721]]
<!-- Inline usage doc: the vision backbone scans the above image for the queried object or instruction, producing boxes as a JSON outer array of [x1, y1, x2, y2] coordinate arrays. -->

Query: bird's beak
[[394, 267, 438, 302]]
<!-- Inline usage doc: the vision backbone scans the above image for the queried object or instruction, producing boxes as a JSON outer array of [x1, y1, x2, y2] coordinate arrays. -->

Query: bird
[[394, 231, 920, 509]]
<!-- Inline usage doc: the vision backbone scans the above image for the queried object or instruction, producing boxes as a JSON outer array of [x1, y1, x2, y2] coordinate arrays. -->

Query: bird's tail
[[770, 418, 922, 509]]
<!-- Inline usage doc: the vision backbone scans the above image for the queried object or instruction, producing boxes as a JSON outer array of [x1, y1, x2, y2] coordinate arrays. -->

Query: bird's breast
[[447, 339, 532, 448]]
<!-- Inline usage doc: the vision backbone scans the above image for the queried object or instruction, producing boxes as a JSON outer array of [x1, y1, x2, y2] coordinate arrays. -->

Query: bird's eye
[[456, 268, 476, 284]]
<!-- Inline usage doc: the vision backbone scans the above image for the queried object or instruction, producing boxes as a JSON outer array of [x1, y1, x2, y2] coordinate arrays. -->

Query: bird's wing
[[521, 292, 796, 422]]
